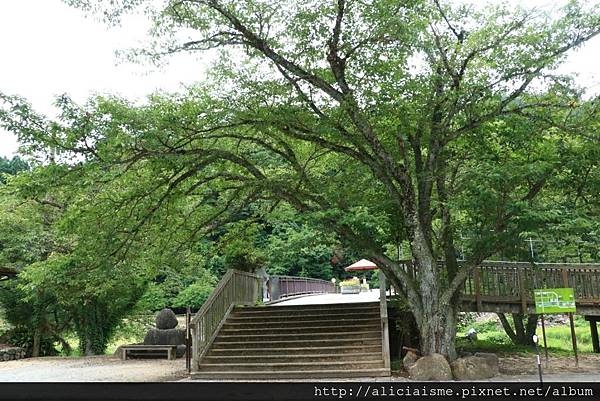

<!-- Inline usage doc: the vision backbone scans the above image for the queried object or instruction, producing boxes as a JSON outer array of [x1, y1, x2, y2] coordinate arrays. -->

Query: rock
[[408, 353, 452, 381], [143, 328, 186, 345], [474, 352, 499, 373], [451, 356, 498, 380], [402, 351, 419, 369], [155, 308, 178, 329], [176, 344, 187, 358], [474, 352, 500, 373]]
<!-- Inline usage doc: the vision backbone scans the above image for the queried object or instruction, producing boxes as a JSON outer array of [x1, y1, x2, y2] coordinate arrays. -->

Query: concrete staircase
[[192, 302, 390, 379]]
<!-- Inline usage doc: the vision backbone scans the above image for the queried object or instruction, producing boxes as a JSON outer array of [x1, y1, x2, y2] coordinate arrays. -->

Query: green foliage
[[2, 326, 58, 356], [135, 283, 169, 312], [470, 319, 500, 333], [0, 156, 28, 183], [0, 279, 66, 355], [218, 222, 265, 272], [172, 282, 213, 309], [263, 218, 335, 279]]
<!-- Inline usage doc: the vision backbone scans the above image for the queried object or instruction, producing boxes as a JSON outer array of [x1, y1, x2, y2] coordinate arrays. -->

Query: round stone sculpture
[[155, 308, 178, 330]]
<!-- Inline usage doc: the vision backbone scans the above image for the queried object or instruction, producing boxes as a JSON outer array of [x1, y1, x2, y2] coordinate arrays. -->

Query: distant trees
[[0, 156, 28, 183]]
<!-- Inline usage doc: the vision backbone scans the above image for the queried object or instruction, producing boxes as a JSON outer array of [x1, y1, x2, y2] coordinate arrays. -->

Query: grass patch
[[458, 314, 593, 356]]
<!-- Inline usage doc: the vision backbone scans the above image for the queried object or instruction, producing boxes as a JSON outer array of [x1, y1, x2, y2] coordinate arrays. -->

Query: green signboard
[[534, 288, 576, 314]]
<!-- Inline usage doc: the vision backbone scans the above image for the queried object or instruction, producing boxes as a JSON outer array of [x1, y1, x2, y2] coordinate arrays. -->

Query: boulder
[[402, 351, 419, 369], [155, 308, 178, 330], [451, 356, 498, 380], [143, 328, 186, 345], [407, 353, 452, 381], [474, 352, 499, 373]]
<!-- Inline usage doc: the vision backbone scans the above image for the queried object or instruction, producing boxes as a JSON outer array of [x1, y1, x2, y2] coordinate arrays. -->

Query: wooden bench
[[120, 345, 177, 360]]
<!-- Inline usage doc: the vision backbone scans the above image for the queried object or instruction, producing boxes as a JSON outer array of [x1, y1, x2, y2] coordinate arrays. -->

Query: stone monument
[[142, 308, 186, 357]]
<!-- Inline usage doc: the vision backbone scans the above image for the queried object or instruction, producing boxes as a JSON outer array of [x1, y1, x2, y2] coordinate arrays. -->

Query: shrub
[[172, 282, 214, 309], [3, 326, 58, 356]]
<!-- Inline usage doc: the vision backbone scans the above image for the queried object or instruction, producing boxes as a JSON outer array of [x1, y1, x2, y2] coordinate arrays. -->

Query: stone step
[[202, 352, 382, 364], [222, 317, 380, 329], [215, 331, 380, 342], [191, 368, 391, 380], [211, 337, 381, 349], [219, 324, 379, 335], [206, 345, 382, 356], [233, 305, 379, 317], [198, 360, 385, 372], [227, 312, 378, 322], [243, 302, 379, 312]]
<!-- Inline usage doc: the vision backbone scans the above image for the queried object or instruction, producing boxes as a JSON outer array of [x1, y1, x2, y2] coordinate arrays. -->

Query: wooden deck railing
[[190, 269, 260, 370], [461, 261, 600, 312], [394, 260, 600, 313], [268, 275, 335, 301]]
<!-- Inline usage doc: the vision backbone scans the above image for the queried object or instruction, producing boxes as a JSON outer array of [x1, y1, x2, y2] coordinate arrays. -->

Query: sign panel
[[534, 288, 576, 314]]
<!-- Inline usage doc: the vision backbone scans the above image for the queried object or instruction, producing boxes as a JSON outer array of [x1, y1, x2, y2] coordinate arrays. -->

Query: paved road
[[274, 289, 381, 306]]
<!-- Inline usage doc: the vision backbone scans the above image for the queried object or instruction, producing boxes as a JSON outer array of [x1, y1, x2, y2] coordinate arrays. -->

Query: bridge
[[189, 261, 600, 379]]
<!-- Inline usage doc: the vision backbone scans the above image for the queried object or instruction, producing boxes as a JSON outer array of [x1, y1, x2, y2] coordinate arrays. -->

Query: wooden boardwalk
[[457, 261, 600, 315]]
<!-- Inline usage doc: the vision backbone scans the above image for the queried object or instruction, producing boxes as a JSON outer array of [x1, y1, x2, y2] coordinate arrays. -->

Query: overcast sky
[[1, 0, 599, 158]]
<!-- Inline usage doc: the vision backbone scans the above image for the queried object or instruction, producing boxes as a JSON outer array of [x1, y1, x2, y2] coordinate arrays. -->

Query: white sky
[[0, 0, 599, 158]]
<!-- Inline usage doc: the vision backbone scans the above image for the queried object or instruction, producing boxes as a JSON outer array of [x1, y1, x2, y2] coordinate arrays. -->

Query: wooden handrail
[[379, 271, 390, 369], [190, 269, 260, 371]]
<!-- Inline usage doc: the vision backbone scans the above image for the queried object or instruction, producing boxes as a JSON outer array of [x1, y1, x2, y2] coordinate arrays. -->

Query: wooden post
[[379, 270, 391, 370], [186, 307, 191, 373], [586, 317, 600, 353], [191, 322, 198, 372], [540, 314, 549, 368], [474, 268, 482, 312], [568, 312, 579, 367], [561, 267, 578, 366], [561, 268, 570, 289], [517, 268, 527, 314]]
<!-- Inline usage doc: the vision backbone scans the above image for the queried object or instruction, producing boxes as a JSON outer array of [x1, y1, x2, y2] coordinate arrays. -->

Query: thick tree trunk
[[410, 223, 459, 361], [31, 329, 41, 357], [84, 333, 95, 356], [417, 304, 458, 361]]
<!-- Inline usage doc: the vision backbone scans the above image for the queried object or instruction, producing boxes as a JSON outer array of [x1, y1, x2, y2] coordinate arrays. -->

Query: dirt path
[[0, 356, 186, 382], [498, 353, 600, 377]]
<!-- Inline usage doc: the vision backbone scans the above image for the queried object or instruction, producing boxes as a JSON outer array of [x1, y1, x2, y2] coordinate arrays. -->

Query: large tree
[[3, 0, 600, 359]]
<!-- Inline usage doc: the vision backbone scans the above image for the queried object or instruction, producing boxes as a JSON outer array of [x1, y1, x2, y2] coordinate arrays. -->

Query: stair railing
[[191, 269, 261, 371], [379, 271, 391, 370]]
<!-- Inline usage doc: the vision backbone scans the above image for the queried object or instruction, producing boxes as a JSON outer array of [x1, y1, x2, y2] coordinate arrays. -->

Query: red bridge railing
[[268, 275, 335, 301]]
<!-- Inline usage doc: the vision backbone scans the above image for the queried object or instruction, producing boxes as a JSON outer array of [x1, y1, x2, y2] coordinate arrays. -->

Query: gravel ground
[[0, 354, 597, 382], [0, 355, 187, 382], [180, 373, 600, 382]]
